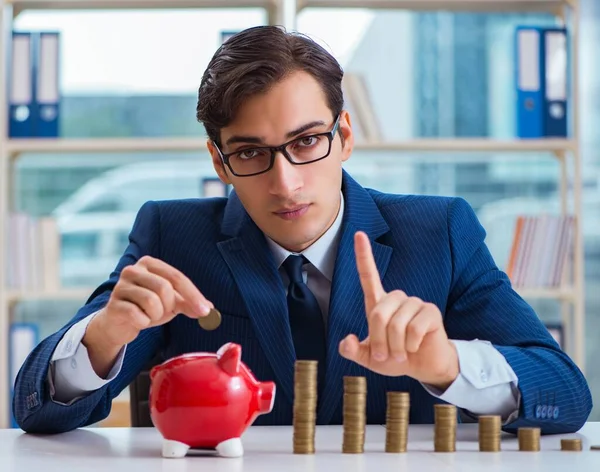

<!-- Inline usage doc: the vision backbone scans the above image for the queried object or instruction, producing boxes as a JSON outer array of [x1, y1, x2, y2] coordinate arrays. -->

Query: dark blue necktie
[[282, 255, 327, 395]]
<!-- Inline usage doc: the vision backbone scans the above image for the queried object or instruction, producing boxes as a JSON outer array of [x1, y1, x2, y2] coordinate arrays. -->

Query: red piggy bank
[[149, 342, 276, 458]]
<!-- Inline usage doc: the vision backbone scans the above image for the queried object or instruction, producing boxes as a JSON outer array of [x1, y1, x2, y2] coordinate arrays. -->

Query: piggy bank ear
[[217, 342, 242, 376]]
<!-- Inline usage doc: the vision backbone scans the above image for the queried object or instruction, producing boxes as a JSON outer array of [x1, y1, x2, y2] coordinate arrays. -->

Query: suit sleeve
[[444, 197, 592, 434], [12, 201, 166, 434]]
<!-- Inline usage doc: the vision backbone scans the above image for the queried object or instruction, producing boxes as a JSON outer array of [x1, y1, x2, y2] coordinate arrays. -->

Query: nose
[[268, 150, 302, 197], [258, 381, 276, 414]]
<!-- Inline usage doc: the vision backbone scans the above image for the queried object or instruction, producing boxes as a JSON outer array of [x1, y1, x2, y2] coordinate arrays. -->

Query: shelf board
[[8, 0, 278, 14], [6, 137, 208, 155], [516, 286, 575, 301], [297, 0, 575, 12], [353, 138, 574, 153], [6, 288, 92, 303], [5, 137, 575, 156]]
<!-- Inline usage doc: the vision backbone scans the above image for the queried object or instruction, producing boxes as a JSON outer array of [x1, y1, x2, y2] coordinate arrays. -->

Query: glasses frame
[[213, 114, 341, 177]]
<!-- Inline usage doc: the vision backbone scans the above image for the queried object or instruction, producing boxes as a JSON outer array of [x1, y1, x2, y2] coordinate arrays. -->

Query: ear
[[338, 110, 354, 163], [217, 342, 242, 376], [207, 140, 232, 185]]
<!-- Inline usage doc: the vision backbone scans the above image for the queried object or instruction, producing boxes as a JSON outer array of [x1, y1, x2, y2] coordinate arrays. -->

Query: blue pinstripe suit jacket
[[13, 170, 592, 434]]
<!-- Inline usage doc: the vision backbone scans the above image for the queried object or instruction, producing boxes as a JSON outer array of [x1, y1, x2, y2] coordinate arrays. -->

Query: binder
[[202, 178, 229, 197], [34, 32, 61, 137], [544, 29, 568, 137], [515, 26, 568, 138], [8, 32, 34, 138], [7, 30, 61, 138]]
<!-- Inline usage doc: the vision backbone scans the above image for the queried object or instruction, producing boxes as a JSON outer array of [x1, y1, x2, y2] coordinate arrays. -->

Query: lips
[[273, 204, 310, 220], [275, 205, 308, 214]]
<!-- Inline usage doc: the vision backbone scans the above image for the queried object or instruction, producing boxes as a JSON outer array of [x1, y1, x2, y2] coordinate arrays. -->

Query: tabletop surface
[[2, 423, 600, 471]]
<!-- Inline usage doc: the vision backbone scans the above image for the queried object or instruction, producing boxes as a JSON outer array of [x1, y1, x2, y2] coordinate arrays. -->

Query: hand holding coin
[[93, 255, 216, 348], [83, 255, 215, 379]]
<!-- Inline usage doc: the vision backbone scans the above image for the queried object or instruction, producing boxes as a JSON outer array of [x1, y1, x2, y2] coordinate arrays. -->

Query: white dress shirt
[[49, 193, 521, 423]]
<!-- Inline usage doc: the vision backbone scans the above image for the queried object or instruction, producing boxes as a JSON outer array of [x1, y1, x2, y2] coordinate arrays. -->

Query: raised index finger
[[354, 231, 385, 313], [140, 256, 213, 317]]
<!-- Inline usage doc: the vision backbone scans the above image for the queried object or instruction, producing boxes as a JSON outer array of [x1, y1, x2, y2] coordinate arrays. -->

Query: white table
[[2, 423, 600, 471]]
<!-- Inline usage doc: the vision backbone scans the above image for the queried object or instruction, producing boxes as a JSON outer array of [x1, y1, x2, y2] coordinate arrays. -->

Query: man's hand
[[338, 231, 459, 390], [83, 255, 213, 378]]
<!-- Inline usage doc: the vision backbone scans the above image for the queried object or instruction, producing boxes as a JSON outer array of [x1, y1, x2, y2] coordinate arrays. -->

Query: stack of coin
[[342, 376, 367, 453], [518, 427, 541, 451], [478, 415, 501, 452], [385, 391, 410, 453], [561, 439, 583, 451], [292, 360, 318, 454], [433, 404, 457, 452]]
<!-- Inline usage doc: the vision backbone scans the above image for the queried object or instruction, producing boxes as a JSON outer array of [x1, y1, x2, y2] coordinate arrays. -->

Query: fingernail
[[395, 354, 407, 363], [199, 304, 210, 316], [372, 352, 385, 361]]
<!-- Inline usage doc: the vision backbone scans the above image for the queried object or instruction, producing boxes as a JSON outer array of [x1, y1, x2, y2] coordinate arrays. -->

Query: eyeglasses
[[213, 114, 341, 177]]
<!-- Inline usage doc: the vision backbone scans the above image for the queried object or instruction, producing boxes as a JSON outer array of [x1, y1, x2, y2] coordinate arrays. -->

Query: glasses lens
[[287, 134, 331, 163], [228, 148, 272, 176]]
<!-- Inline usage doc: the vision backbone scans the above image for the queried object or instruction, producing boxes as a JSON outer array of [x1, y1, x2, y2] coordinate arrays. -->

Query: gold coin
[[198, 308, 221, 331]]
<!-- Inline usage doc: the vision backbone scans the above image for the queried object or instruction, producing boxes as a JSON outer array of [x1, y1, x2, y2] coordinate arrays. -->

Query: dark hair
[[196, 25, 344, 146]]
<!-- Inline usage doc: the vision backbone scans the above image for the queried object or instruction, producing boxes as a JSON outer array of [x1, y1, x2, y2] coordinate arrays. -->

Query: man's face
[[208, 70, 354, 253]]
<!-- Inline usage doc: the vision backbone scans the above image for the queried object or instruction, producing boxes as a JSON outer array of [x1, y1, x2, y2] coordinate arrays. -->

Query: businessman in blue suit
[[13, 25, 592, 435]]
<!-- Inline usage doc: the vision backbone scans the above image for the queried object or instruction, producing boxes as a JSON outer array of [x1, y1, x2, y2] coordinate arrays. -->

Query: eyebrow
[[225, 120, 327, 146]]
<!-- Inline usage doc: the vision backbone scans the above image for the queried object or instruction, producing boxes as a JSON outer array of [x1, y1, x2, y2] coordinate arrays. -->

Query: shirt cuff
[[48, 312, 127, 405], [421, 339, 521, 422]]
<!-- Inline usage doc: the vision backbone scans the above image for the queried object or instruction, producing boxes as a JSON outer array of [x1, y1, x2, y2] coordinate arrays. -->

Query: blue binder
[[543, 28, 569, 137], [8, 32, 34, 138], [34, 31, 61, 137], [515, 26, 568, 138]]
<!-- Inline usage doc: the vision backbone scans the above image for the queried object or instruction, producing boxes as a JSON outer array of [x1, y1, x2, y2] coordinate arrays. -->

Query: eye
[[238, 149, 259, 160], [298, 136, 319, 147]]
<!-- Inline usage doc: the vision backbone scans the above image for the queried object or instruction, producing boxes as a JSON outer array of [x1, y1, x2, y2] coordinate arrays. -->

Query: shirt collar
[[266, 192, 345, 282]]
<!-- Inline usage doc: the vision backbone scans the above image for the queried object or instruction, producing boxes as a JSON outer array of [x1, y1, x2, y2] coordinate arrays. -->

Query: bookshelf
[[0, 0, 585, 430]]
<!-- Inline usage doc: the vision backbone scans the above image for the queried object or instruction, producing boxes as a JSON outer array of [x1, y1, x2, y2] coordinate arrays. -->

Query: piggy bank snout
[[258, 382, 276, 414]]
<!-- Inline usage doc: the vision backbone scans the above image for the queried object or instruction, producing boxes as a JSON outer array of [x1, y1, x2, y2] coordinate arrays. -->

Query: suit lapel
[[317, 171, 393, 424], [217, 192, 296, 406]]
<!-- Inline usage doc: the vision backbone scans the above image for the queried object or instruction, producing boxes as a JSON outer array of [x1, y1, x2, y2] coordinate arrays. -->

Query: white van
[[52, 159, 223, 287]]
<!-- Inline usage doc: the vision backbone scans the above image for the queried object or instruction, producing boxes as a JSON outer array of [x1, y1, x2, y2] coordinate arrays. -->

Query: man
[[13, 25, 591, 435]]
